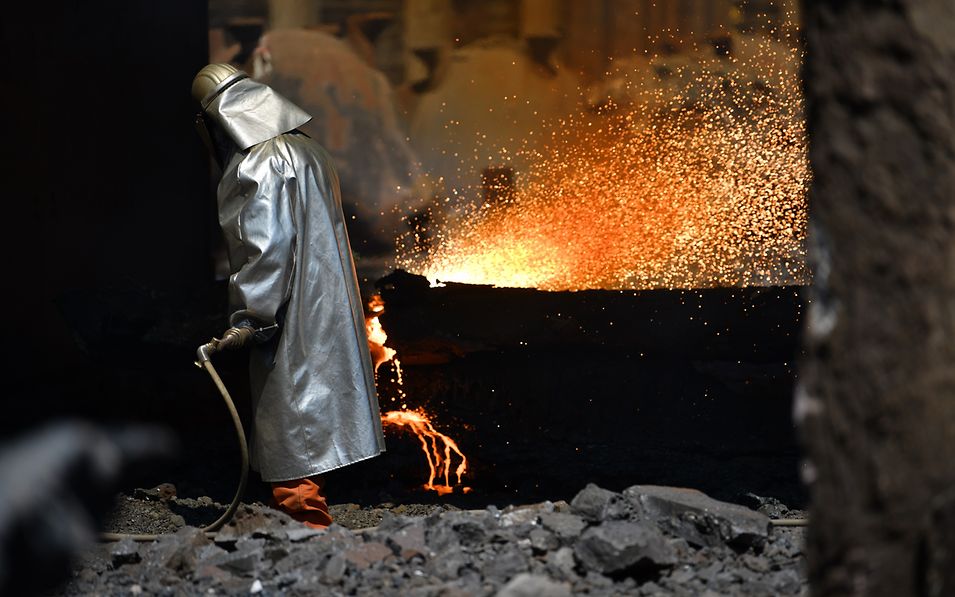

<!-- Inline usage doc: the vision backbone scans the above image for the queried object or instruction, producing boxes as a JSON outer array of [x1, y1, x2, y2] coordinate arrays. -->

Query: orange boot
[[271, 475, 334, 529]]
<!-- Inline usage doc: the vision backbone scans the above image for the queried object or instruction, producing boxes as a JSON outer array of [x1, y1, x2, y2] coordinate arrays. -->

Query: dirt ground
[[102, 491, 461, 533]]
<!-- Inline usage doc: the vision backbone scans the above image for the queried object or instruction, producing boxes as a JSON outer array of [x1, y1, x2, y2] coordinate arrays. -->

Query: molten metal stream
[[381, 410, 469, 495], [367, 296, 470, 494]]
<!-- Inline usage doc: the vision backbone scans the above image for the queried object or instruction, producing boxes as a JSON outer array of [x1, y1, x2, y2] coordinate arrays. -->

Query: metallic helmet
[[191, 63, 248, 109]]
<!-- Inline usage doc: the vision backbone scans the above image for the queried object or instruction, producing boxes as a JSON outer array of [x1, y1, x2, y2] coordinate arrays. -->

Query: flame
[[381, 409, 469, 495], [366, 295, 470, 494], [367, 295, 396, 372], [398, 29, 809, 291]]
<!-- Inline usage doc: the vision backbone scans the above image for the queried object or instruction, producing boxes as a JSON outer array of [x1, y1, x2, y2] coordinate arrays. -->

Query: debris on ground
[[62, 484, 807, 596], [102, 492, 460, 534]]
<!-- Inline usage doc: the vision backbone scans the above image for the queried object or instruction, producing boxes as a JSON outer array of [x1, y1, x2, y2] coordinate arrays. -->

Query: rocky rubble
[[61, 484, 806, 596]]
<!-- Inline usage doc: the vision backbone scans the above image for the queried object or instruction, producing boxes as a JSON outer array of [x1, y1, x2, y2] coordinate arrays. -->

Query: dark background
[[3, 1, 212, 432]]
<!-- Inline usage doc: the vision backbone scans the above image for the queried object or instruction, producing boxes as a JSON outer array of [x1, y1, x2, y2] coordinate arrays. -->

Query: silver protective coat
[[210, 77, 385, 482]]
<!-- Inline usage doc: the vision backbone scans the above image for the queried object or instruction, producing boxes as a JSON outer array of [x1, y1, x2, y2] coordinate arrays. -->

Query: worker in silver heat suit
[[191, 64, 385, 528]]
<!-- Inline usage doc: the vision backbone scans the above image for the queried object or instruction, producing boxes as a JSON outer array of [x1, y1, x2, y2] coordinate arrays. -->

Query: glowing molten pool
[[367, 296, 470, 494], [399, 34, 809, 291]]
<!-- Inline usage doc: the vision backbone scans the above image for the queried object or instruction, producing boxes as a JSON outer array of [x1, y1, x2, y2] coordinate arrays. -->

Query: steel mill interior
[[5, 1, 953, 596]]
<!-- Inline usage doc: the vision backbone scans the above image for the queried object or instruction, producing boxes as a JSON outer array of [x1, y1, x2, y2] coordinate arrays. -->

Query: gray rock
[[483, 545, 529, 581], [65, 483, 809, 596], [411, 580, 477, 597], [695, 561, 723, 583], [546, 547, 578, 579], [539, 512, 586, 539], [235, 537, 266, 552], [201, 547, 263, 576], [669, 565, 695, 584], [273, 547, 326, 575], [743, 493, 791, 519], [214, 504, 294, 543], [742, 553, 770, 572], [427, 546, 469, 580], [769, 533, 803, 558], [496, 573, 572, 597], [388, 523, 428, 560], [284, 573, 325, 593], [771, 568, 805, 594], [315, 526, 363, 555], [109, 538, 141, 567], [574, 521, 677, 575], [286, 527, 323, 542], [343, 541, 392, 570], [623, 485, 770, 550], [142, 527, 208, 573], [501, 502, 554, 527], [264, 545, 290, 566], [193, 563, 234, 583], [570, 484, 628, 522], [427, 513, 490, 551], [582, 569, 615, 588], [322, 553, 347, 585], [454, 519, 488, 546], [715, 569, 739, 584], [529, 528, 559, 553]]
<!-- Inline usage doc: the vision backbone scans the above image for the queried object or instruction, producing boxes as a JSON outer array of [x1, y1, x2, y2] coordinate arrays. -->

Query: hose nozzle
[[195, 341, 218, 367]]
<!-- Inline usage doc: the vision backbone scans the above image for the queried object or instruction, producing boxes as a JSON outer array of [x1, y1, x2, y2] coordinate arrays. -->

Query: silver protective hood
[[205, 77, 312, 150]]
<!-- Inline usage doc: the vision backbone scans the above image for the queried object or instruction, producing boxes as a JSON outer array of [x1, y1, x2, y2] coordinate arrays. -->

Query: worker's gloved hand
[[216, 326, 254, 351]]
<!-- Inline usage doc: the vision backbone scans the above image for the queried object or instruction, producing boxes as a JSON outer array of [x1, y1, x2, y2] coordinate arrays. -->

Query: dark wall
[[802, 1, 955, 595], [3, 2, 211, 432]]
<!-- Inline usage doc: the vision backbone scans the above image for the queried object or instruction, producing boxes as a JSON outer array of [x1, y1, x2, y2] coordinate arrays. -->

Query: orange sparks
[[366, 295, 470, 494], [399, 32, 809, 291]]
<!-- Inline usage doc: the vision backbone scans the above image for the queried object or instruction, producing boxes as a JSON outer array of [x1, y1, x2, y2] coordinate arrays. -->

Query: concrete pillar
[[683, 0, 702, 43], [521, 0, 560, 39], [607, 0, 648, 57], [802, 0, 955, 595], [403, 0, 450, 90], [561, 0, 606, 78], [405, 0, 450, 50], [642, 0, 680, 52], [662, 0, 680, 42], [685, 0, 733, 45], [268, 0, 320, 29], [711, 0, 731, 34], [642, 0, 664, 52]]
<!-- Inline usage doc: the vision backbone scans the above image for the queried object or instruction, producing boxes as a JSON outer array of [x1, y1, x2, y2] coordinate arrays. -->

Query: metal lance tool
[[99, 338, 250, 541]]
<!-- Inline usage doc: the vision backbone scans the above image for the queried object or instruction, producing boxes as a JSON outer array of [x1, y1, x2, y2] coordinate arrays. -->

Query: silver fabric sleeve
[[226, 154, 297, 330]]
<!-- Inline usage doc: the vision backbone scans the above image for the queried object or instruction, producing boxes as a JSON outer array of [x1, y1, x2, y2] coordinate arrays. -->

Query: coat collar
[[206, 77, 312, 150]]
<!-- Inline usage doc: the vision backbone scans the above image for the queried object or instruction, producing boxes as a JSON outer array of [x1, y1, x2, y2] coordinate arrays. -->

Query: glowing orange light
[[398, 33, 809, 291], [366, 295, 396, 372], [381, 409, 469, 495], [366, 295, 470, 494]]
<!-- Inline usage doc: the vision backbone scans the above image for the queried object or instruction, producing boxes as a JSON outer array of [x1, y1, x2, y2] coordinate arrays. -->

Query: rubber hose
[[769, 518, 809, 527], [99, 353, 249, 542]]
